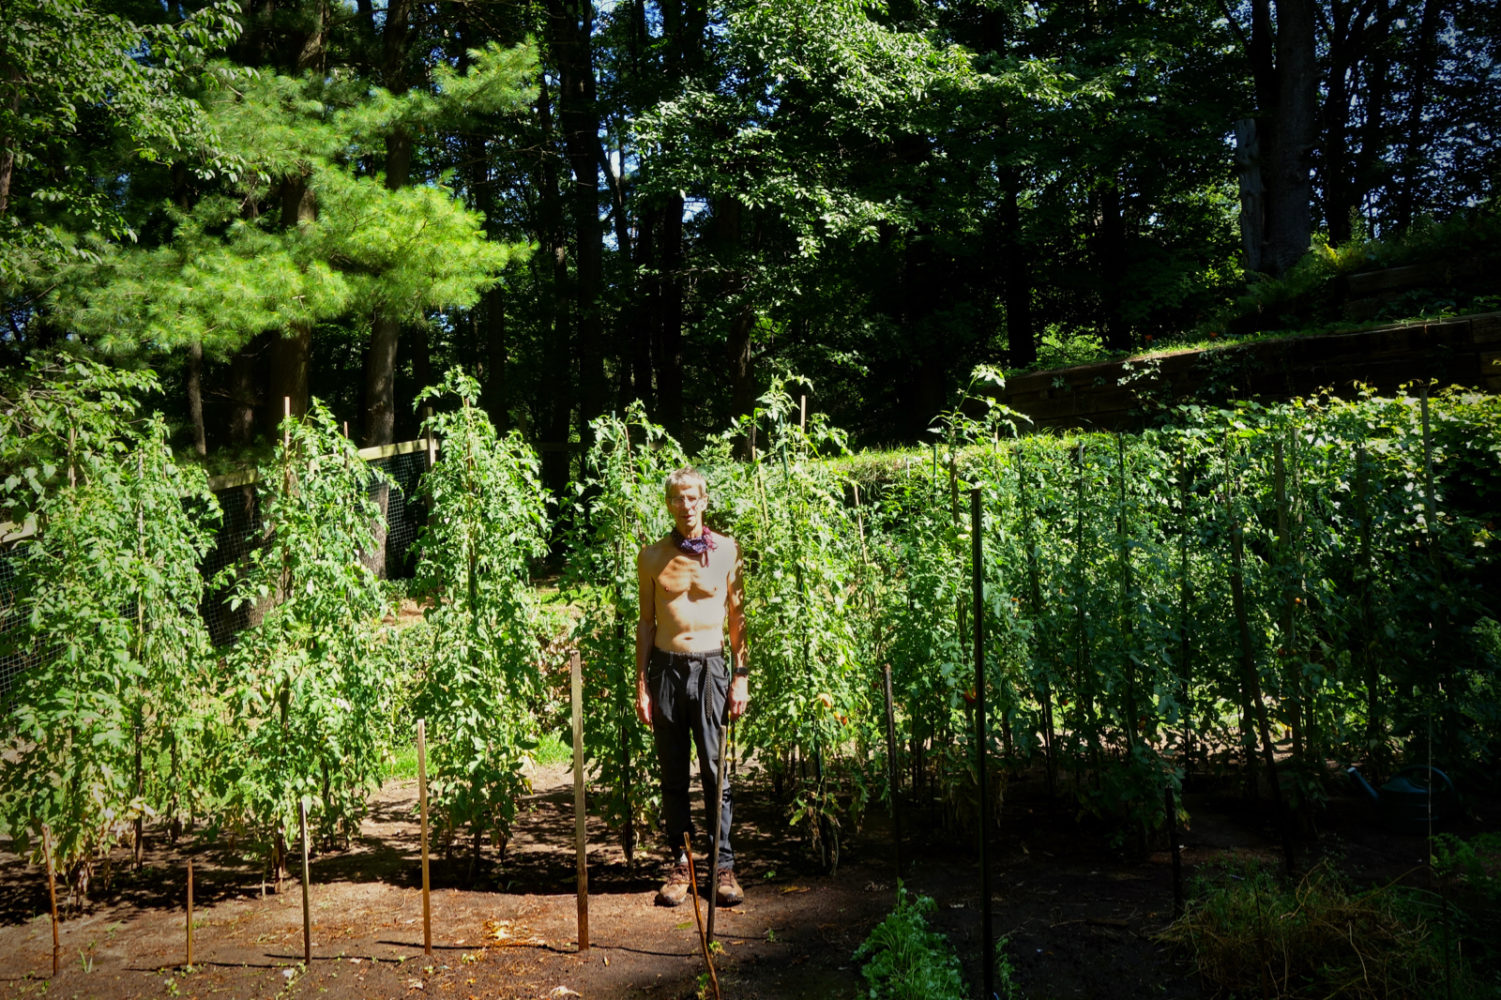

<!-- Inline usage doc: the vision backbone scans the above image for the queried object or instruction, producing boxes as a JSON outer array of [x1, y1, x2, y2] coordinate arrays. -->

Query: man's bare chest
[[656, 555, 725, 602]]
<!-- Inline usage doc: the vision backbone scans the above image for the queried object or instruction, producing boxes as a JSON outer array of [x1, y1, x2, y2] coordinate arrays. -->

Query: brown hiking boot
[[714, 867, 744, 907], [655, 861, 693, 907]]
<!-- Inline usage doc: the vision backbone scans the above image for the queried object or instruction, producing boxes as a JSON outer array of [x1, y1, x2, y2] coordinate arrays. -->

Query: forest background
[[3, 7, 1501, 992], [3, 0, 1499, 490]]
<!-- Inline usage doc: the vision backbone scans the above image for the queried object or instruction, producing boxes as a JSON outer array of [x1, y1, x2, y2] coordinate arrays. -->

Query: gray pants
[[648, 647, 734, 870]]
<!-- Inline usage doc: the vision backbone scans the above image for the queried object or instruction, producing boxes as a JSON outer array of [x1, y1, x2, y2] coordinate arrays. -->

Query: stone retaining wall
[[1000, 312, 1501, 433]]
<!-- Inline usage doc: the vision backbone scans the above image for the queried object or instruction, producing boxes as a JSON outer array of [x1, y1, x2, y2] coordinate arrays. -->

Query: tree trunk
[[264, 173, 316, 437], [536, 75, 573, 498], [1253, 0, 1318, 277], [1394, 0, 1444, 231], [0, 67, 19, 216], [657, 194, 685, 439], [360, 0, 416, 577], [1096, 182, 1129, 350], [481, 285, 509, 430], [227, 335, 262, 448], [186, 340, 207, 457], [998, 172, 1035, 367], [635, 198, 661, 413], [547, 0, 605, 443]]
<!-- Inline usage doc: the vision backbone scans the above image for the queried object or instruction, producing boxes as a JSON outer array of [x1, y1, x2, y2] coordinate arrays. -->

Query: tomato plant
[[0, 357, 220, 900], [212, 401, 396, 876], [407, 370, 550, 871]]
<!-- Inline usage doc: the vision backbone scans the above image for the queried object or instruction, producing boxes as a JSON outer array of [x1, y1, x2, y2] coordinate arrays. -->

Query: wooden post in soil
[[971, 487, 994, 1000], [570, 651, 589, 952], [42, 823, 60, 977], [186, 857, 195, 968], [299, 798, 312, 966], [418, 719, 432, 955]]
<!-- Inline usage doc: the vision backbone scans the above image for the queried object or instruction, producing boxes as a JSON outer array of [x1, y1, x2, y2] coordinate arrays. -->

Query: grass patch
[[382, 743, 420, 782], [530, 730, 573, 768], [1161, 859, 1488, 999]]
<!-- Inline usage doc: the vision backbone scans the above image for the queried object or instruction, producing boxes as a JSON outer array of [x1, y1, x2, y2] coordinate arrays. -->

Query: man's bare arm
[[726, 540, 749, 718], [635, 545, 657, 727]]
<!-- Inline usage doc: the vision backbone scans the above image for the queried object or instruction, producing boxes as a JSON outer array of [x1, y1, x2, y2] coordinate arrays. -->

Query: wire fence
[[0, 438, 435, 700]]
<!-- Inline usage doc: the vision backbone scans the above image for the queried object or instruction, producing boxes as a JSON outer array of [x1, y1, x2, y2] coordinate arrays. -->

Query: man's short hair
[[665, 466, 708, 499]]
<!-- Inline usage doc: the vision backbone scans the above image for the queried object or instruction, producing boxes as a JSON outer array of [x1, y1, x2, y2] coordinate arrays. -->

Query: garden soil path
[[0, 763, 1429, 1000]]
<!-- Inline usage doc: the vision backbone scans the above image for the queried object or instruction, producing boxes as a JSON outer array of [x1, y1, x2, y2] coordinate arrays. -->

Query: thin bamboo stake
[[706, 700, 732, 944], [1165, 786, 1183, 917], [1015, 446, 1057, 797], [186, 856, 194, 968], [299, 799, 311, 966], [42, 823, 60, 977], [882, 664, 903, 878], [1175, 440, 1194, 767], [1224, 441, 1296, 875], [570, 651, 589, 952], [684, 834, 721, 1000], [418, 719, 432, 955], [972, 487, 994, 1000]]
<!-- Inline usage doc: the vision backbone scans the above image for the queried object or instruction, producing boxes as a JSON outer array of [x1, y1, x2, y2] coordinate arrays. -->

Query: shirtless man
[[636, 467, 749, 907]]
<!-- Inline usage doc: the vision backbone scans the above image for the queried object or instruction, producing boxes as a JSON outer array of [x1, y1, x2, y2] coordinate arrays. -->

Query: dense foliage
[[3, 0, 1498, 471], [0, 354, 1497, 917], [0, 358, 220, 893], [566, 378, 1501, 867]]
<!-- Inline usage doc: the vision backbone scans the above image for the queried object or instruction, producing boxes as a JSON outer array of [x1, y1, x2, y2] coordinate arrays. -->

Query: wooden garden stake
[[971, 487, 994, 1000], [42, 823, 60, 977], [882, 663, 903, 878], [418, 718, 432, 955], [570, 651, 589, 952], [299, 798, 312, 966], [684, 835, 720, 1000], [186, 856, 194, 968], [424, 406, 437, 469]]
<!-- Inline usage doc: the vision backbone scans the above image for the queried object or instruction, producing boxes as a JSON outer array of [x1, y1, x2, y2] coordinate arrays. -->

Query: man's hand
[[636, 678, 653, 728], [728, 674, 749, 720]]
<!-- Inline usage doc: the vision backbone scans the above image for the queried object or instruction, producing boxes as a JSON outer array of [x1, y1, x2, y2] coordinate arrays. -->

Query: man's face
[[666, 483, 706, 534]]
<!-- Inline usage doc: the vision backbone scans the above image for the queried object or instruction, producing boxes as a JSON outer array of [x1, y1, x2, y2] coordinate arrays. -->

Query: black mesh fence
[[0, 551, 26, 705], [0, 439, 434, 700]]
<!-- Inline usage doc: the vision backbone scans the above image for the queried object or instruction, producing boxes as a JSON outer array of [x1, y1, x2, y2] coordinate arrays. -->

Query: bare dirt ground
[[0, 761, 1456, 1000]]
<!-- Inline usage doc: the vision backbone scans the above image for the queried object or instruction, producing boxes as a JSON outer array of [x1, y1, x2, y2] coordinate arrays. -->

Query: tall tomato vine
[[213, 401, 395, 870], [408, 370, 550, 868], [0, 357, 220, 900], [566, 403, 684, 869]]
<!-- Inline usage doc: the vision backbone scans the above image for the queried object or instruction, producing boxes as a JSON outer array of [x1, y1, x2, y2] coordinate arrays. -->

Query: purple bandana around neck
[[672, 527, 716, 564]]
